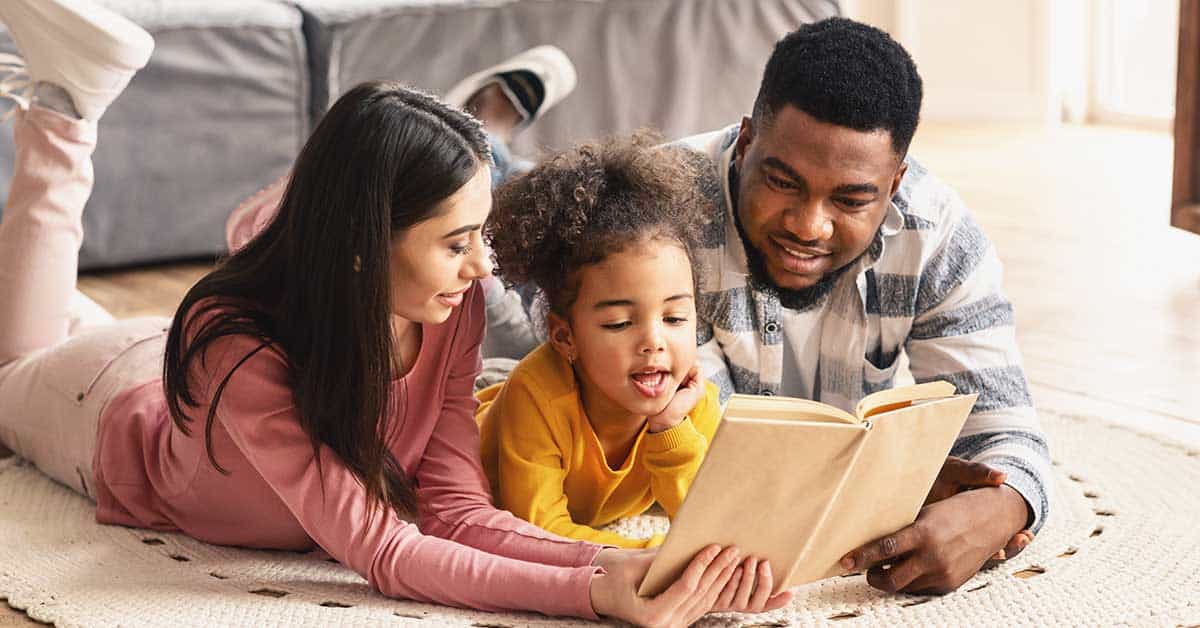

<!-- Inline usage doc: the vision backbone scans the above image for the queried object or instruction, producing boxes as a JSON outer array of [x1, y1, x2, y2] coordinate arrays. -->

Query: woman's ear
[[546, 312, 577, 364]]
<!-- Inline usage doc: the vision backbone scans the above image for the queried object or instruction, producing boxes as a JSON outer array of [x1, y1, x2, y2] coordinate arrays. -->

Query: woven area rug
[[1, 409, 1198, 627]]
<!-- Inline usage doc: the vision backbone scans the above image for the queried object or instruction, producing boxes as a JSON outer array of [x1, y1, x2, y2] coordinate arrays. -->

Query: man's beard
[[734, 213, 862, 312]]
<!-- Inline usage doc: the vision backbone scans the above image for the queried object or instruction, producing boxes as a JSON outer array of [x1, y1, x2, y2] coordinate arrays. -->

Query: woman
[[0, 1, 785, 625]]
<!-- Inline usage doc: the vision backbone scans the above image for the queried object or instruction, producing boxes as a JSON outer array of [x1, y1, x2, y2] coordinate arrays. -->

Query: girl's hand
[[712, 556, 794, 614], [589, 545, 743, 627], [646, 367, 705, 433]]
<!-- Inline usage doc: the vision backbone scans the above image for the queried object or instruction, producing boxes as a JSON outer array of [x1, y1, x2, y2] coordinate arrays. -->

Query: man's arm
[[695, 318, 735, 404], [845, 199, 1051, 594], [904, 209, 1050, 532], [480, 276, 541, 360]]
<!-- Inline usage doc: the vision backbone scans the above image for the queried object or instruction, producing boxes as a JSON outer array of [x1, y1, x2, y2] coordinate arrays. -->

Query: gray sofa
[[0, 0, 838, 270]]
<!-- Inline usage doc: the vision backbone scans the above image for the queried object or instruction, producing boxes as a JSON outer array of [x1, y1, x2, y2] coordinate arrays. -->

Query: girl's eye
[[451, 244, 473, 256], [664, 316, 689, 325], [601, 321, 632, 330]]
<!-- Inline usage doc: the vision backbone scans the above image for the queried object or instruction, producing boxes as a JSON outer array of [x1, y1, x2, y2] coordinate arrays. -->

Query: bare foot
[[464, 82, 523, 143]]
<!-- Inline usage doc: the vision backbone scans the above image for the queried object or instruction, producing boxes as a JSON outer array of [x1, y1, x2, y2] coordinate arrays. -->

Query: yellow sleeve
[[641, 381, 723, 518], [488, 372, 658, 549]]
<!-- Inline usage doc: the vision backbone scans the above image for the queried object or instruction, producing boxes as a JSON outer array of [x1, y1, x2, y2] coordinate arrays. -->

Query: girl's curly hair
[[486, 133, 712, 315]]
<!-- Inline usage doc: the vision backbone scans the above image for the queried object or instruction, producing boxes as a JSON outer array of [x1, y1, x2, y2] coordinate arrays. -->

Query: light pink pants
[[0, 106, 166, 498]]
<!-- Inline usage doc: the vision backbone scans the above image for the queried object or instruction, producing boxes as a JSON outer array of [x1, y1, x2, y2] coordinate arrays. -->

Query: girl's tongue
[[631, 371, 669, 398]]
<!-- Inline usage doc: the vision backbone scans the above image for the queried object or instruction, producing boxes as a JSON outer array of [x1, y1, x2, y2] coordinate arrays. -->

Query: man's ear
[[735, 116, 755, 168], [546, 311, 577, 363], [889, 161, 908, 199]]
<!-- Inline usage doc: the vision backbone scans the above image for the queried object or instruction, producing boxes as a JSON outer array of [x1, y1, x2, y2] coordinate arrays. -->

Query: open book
[[638, 381, 977, 597]]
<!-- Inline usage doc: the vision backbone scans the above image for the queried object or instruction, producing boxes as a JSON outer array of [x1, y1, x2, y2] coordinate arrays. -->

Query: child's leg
[[0, 106, 98, 365], [225, 175, 288, 253]]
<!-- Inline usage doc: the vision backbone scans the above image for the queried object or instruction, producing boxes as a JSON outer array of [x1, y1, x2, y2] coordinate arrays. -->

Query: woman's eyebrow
[[442, 223, 482, 238]]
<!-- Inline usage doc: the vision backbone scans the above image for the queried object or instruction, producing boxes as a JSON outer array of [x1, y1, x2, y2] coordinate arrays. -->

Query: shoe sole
[[0, 0, 153, 73]]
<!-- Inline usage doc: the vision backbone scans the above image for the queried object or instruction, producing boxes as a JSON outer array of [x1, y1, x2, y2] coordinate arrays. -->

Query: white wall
[[844, 0, 1057, 122]]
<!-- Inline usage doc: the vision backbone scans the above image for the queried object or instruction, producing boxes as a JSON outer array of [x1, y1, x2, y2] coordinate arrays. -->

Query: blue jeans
[[488, 134, 532, 188]]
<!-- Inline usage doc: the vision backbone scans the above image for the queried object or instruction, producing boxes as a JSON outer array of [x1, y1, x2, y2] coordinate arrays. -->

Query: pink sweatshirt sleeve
[[206, 330, 602, 618], [413, 288, 608, 568]]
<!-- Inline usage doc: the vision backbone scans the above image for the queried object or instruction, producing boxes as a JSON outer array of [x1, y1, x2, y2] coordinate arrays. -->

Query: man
[[483, 17, 1048, 595]]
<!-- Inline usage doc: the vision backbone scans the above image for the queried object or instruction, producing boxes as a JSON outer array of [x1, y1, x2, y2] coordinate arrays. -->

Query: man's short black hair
[[752, 17, 923, 156]]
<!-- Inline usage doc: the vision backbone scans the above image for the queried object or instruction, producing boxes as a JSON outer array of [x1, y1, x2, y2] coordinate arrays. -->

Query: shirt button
[[764, 321, 780, 334]]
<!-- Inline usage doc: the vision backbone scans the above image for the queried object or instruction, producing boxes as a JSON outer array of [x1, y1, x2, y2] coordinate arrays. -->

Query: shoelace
[[0, 52, 32, 122]]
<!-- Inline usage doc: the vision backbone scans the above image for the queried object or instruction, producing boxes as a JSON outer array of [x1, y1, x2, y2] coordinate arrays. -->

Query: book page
[[638, 417, 868, 597], [727, 393, 858, 424], [782, 394, 977, 588], [855, 380, 957, 420]]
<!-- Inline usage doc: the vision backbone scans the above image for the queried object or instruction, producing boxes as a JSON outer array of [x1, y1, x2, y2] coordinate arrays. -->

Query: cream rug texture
[[1, 409, 1197, 627]]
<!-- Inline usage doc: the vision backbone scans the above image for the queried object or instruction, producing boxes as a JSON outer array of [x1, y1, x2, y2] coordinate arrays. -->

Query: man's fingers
[[866, 556, 924, 593], [1003, 530, 1034, 559], [842, 524, 923, 571], [945, 457, 1006, 487]]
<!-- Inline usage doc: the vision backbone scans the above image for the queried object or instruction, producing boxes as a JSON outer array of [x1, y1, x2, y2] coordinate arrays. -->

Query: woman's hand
[[646, 367, 706, 433], [589, 546, 792, 627], [712, 556, 794, 614]]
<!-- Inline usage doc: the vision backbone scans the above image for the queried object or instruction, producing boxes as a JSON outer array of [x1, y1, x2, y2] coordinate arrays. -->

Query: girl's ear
[[547, 311, 578, 364]]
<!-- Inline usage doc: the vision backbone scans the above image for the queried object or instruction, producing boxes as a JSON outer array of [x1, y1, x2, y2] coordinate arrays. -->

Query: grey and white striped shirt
[[680, 125, 1050, 531]]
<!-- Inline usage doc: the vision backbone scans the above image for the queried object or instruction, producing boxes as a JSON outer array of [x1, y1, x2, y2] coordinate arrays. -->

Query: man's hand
[[925, 456, 1007, 505], [925, 456, 1034, 561], [839, 485, 1030, 594], [646, 367, 706, 433]]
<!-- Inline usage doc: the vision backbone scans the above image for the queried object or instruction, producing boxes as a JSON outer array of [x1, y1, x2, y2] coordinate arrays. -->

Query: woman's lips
[[435, 286, 470, 307]]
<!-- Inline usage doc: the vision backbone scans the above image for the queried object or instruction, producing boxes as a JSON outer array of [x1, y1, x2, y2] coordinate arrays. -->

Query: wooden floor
[[3, 121, 1199, 624]]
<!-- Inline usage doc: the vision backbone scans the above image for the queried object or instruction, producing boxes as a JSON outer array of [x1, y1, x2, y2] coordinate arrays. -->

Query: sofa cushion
[[292, 0, 840, 156]]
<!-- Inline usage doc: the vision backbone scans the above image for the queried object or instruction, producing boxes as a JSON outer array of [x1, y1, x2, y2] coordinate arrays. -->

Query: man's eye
[[601, 321, 632, 330], [767, 175, 796, 189], [836, 198, 871, 209]]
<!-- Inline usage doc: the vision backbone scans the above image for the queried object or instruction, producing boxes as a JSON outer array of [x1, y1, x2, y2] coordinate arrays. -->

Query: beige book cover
[[638, 381, 977, 597]]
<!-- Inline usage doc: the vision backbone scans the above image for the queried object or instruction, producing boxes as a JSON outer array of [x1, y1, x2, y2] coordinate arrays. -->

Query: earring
[[352, 255, 362, 272], [567, 353, 576, 365]]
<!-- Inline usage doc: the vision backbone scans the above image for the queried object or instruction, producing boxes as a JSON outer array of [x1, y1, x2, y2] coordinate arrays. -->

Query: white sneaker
[[0, 0, 153, 120], [444, 45, 577, 128]]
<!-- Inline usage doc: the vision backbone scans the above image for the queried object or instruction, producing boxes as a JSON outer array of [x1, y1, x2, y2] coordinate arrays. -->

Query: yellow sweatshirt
[[476, 343, 722, 548]]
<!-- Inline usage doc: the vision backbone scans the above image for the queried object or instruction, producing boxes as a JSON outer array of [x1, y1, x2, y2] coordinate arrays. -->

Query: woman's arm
[[207, 332, 601, 618]]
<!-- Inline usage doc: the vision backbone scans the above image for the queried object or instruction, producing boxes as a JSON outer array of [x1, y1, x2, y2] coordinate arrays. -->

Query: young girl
[[476, 137, 725, 548], [0, 1, 791, 624]]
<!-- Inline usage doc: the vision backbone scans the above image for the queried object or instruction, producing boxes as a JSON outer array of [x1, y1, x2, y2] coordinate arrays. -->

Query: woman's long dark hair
[[163, 82, 491, 518]]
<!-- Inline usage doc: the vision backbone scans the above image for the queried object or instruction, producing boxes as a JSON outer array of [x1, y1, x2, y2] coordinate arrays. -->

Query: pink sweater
[[91, 283, 603, 618]]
